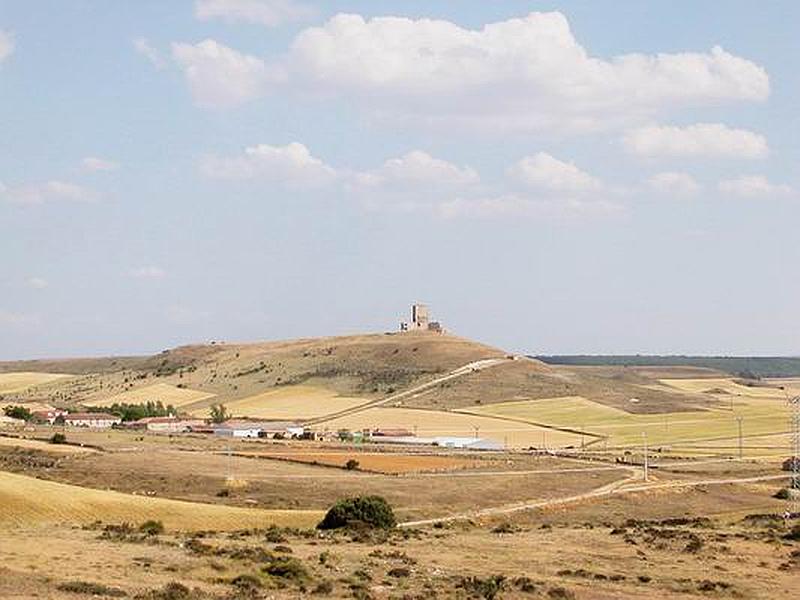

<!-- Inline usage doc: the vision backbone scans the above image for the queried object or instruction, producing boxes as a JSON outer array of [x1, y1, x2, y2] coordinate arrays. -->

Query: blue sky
[[1, 1, 798, 359]]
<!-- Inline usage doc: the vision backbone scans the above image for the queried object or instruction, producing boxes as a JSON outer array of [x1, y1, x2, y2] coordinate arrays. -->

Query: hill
[[0, 331, 731, 418]]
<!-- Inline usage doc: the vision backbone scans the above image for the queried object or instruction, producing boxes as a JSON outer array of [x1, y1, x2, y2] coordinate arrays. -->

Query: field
[[465, 378, 791, 453], [237, 449, 487, 474], [0, 372, 72, 393], [191, 385, 366, 419], [0, 337, 797, 599], [84, 382, 216, 408], [0, 436, 97, 455], [321, 406, 587, 448], [0, 470, 321, 530]]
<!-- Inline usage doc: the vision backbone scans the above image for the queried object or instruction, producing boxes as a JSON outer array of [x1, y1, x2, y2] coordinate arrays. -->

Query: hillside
[[0, 331, 730, 417]]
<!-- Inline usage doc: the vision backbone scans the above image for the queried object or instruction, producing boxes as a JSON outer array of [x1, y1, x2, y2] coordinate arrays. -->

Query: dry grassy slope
[[2, 332, 719, 414], [401, 360, 721, 413], [5, 332, 510, 410]]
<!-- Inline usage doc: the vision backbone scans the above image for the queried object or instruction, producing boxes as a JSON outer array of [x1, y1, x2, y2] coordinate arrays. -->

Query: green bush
[[56, 581, 126, 597], [50, 432, 67, 444], [3, 405, 32, 421], [139, 520, 165, 536], [317, 496, 396, 530]]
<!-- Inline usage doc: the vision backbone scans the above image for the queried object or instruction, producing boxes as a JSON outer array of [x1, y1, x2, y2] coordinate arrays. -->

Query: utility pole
[[642, 432, 649, 482], [736, 416, 743, 460], [580, 425, 585, 449], [473, 426, 479, 439], [791, 396, 800, 517]]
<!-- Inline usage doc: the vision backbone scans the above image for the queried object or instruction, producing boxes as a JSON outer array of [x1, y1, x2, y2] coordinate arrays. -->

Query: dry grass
[[191, 385, 365, 419], [0, 372, 72, 393], [0, 436, 97, 454], [0, 471, 321, 530], [239, 450, 484, 474], [320, 407, 585, 448], [85, 382, 216, 408]]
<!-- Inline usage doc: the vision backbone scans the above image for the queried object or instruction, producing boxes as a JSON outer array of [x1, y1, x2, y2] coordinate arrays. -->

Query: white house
[[64, 412, 121, 428]]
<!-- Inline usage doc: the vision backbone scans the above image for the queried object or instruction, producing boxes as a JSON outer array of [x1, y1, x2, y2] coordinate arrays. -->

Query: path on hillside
[[304, 357, 512, 426], [399, 473, 790, 527]]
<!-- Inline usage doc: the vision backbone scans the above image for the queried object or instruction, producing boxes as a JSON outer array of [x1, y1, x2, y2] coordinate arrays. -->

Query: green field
[[463, 380, 791, 455]]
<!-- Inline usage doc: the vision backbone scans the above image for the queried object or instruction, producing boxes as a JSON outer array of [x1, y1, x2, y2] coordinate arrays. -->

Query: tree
[[3, 406, 32, 421], [345, 459, 360, 471], [209, 404, 229, 424], [317, 496, 396, 530]]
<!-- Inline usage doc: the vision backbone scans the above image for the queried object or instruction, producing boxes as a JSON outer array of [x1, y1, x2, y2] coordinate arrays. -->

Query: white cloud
[[130, 266, 167, 279], [624, 123, 768, 159], [647, 171, 701, 196], [82, 156, 120, 172], [195, 0, 316, 27], [2, 181, 97, 205], [286, 12, 769, 132], [508, 152, 601, 193], [438, 194, 622, 220], [0, 30, 14, 63], [354, 150, 478, 188], [0, 310, 40, 329], [26, 277, 48, 290], [133, 37, 166, 69], [717, 176, 792, 198], [171, 39, 283, 108], [202, 142, 337, 187]]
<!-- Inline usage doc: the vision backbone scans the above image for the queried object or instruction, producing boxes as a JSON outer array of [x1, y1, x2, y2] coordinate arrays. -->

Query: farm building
[[31, 409, 68, 425], [378, 436, 502, 451], [64, 412, 121, 428], [371, 428, 414, 438], [128, 417, 204, 433], [213, 424, 261, 438], [212, 420, 305, 439]]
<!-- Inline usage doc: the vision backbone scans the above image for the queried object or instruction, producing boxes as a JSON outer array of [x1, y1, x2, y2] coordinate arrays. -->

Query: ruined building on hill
[[400, 303, 443, 333]]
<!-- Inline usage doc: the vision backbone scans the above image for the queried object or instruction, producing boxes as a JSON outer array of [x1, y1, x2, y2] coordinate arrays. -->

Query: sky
[[1, 0, 799, 360]]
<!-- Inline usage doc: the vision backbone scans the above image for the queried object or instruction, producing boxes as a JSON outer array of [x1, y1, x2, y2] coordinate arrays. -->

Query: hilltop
[[1, 331, 727, 416]]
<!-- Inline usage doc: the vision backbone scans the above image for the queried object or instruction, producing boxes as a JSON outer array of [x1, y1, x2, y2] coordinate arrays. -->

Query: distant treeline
[[535, 355, 800, 378]]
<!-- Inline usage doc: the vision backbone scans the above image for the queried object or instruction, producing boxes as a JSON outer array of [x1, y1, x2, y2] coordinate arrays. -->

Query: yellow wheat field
[[321, 407, 584, 449], [193, 385, 367, 419], [467, 392, 790, 452], [0, 471, 321, 530], [85, 383, 216, 409], [0, 372, 73, 393]]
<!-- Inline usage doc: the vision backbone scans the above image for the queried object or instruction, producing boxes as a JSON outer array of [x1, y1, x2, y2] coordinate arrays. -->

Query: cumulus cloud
[[1, 180, 97, 205], [82, 156, 119, 172], [647, 172, 701, 196], [130, 266, 167, 279], [0, 30, 14, 63], [26, 277, 48, 290], [285, 12, 769, 132], [354, 151, 478, 188], [202, 142, 337, 187], [195, 0, 316, 27], [171, 39, 284, 108], [133, 37, 166, 69], [0, 309, 40, 329], [624, 123, 768, 159], [718, 176, 792, 198], [508, 153, 601, 193]]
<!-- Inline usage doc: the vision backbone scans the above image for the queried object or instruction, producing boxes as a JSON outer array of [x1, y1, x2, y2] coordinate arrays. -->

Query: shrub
[[387, 567, 410, 578], [50, 432, 67, 444], [3, 405, 32, 421], [312, 580, 334, 595], [548, 588, 576, 600], [56, 580, 126, 596], [457, 575, 506, 600], [230, 574, 262, 591], [345, 459, 360, 471], [317, 496, 396, 530], [139, 520, 165, 536], [263, 556, 309, 583]]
